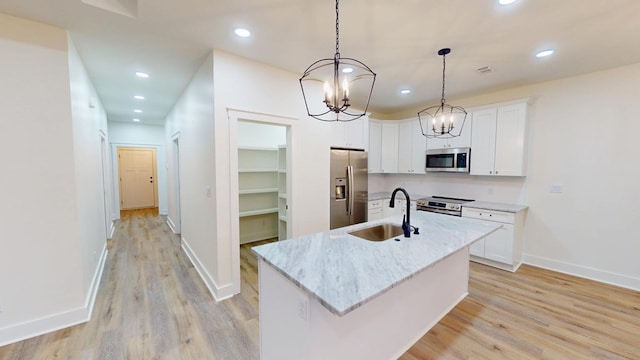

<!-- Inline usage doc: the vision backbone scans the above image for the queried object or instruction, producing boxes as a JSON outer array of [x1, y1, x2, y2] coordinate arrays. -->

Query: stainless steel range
[[416, 196, 475, 217]]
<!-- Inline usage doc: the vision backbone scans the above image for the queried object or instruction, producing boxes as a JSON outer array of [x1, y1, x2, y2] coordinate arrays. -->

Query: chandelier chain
[[335, 0, 340, 55], [441, 53, 446, 106]]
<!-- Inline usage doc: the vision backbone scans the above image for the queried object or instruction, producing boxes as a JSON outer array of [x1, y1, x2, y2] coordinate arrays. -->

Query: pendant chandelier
[[299, 0, 376, 122], [418, 48, 467, 138]]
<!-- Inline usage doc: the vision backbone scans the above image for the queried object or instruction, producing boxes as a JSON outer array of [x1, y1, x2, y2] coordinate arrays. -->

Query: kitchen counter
[[254, 212, 502, 359], [463, 200, 528, 213], [253, 211, 501, 316], [368, 191, 427, 201]]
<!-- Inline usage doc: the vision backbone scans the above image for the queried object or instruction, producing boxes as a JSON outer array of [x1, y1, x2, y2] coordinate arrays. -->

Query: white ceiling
[[2, 0, 640, 125]]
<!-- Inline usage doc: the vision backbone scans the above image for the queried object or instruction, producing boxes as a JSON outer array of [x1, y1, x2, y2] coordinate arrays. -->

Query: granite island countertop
[[252, 211, 502, 316]]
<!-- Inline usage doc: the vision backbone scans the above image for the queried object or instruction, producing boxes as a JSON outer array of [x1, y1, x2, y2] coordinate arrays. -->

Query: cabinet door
[[470, 108, 497, 175], [484, 224, 514, 264], [410, 120, 427, 173], [447, 115, 473, 149], [330, 121, 347, 148], [397, 121, 413, 173], [494, 103, 527, 176], [383, 199, 404, 218], [368, 208, 384, 221], [368, 121, 382, 173], [426, 135, 449, 150], [380, 123, 399, 173], [469, 238, 485, 257], [345, 117, 367, 150]]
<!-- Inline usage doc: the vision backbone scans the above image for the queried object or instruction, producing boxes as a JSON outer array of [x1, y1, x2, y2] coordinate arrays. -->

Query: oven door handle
[[347, 165, 354, 217]]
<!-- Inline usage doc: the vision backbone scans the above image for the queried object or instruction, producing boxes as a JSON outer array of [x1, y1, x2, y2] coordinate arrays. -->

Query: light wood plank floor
[[1, 209, 638, 359]]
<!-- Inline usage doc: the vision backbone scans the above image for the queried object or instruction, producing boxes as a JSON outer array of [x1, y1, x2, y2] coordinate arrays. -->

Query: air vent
[[476, 66, 493, 74]]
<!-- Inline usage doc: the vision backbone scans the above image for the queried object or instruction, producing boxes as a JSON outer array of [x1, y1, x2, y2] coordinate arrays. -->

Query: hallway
[[0, 209, 260, 359]]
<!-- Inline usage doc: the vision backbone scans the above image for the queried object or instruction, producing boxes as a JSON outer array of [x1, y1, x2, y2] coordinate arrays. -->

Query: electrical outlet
[[550, 184, 563, 193]]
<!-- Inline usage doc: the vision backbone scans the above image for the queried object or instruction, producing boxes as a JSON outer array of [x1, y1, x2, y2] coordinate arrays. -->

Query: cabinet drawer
[[462, 208, 514, 224], [368, 200, 384, 209], [368, 208, 384, 221]]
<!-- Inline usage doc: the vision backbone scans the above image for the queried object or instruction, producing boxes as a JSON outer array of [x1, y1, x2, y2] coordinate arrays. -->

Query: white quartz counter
[[368, 191, 427, 201], [252, 211, 502, 316], [463, 201, 528, 213]]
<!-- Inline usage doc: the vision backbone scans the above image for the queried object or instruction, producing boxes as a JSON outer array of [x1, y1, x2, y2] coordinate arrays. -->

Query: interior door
[[118, 147, 157, 210]]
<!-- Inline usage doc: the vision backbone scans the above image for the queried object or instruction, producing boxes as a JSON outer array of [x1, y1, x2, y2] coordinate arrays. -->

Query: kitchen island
[[252, 211, 501, 360]]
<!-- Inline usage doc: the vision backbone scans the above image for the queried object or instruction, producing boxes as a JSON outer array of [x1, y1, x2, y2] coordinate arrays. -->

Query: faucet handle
[[412, 226, 420, 235]]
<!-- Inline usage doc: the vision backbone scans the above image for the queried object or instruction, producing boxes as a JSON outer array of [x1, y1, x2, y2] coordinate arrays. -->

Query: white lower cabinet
[[368, 200, 384, 221], [383, 199, 416, 219], [368, 198, 416, 220], [462, 207, 525, 272]]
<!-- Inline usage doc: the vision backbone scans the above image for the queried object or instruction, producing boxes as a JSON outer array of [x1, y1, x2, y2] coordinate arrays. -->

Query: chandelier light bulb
[[342, 78, 349, 99]]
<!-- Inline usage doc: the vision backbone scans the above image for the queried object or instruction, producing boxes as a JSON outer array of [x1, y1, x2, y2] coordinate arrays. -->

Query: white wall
[[68, 38, 110, 302], [0, 14, 108, 345], [164, 52, 219, 297], [164, 50, 331, 300], [237, 121, 286, 148], [212, 50, 330, 298], [107, 121, 168, 215], [374, 63, 640, 290]]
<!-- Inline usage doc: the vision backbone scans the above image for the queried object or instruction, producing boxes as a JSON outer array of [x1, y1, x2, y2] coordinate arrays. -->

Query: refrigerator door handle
[[347, 165, 354, 217]]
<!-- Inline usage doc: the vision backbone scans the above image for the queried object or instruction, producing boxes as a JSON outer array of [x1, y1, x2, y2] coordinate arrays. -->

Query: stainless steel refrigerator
[[330, 148, 368, 229]]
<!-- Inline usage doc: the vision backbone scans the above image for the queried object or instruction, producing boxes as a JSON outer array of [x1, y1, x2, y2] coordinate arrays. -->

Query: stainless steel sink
[[348, 223, 404, 242]]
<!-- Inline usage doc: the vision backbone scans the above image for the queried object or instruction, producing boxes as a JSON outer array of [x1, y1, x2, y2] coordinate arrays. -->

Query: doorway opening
[[100, 132, 114, 238], [116, 147, 158, 211], [228, 109, 295, 296], [169, 134, 182, 234]]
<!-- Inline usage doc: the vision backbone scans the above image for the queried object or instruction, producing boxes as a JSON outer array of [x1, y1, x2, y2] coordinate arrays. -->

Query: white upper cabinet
[[425, 116, 472, 150], [470, 100, 528, 176], [331, 116, 368, 150], [380, 122, 399, 173], [398, 118, 427, 174], [368, 121, 382, 173], [368, 119, 398, 173], [469, 108, 498, 175]]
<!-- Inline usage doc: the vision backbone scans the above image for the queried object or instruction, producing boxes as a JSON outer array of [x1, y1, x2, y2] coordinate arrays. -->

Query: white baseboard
[[523, 253, 640, 291], [166, 217, 179, 234], [180, 237, 235, 302], [86, 244, 108, 319], [0, 245, 108, 347], [159, 208, 168, 216], [107, 221, 116, 239]]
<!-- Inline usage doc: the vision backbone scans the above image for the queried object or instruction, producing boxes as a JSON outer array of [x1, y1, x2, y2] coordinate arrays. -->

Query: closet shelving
[[238, 147, 279, 243]]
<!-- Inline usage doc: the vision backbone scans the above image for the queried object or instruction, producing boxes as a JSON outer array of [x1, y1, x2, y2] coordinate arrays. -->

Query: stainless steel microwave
[[425, 147, 470, 173]]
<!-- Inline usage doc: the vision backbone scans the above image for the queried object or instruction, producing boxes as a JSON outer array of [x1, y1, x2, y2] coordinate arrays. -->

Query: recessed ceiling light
[[536, 49, 554, 58], [234, 28, 251, 38], [133, 109, 143, 113], [342, 67, 354, 74], [134, 95, 145, 100], [499, 0, 517, 5], [400, 89, 411, 94], [135, 71, 149, 78], [132, 118, 141, 122]]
